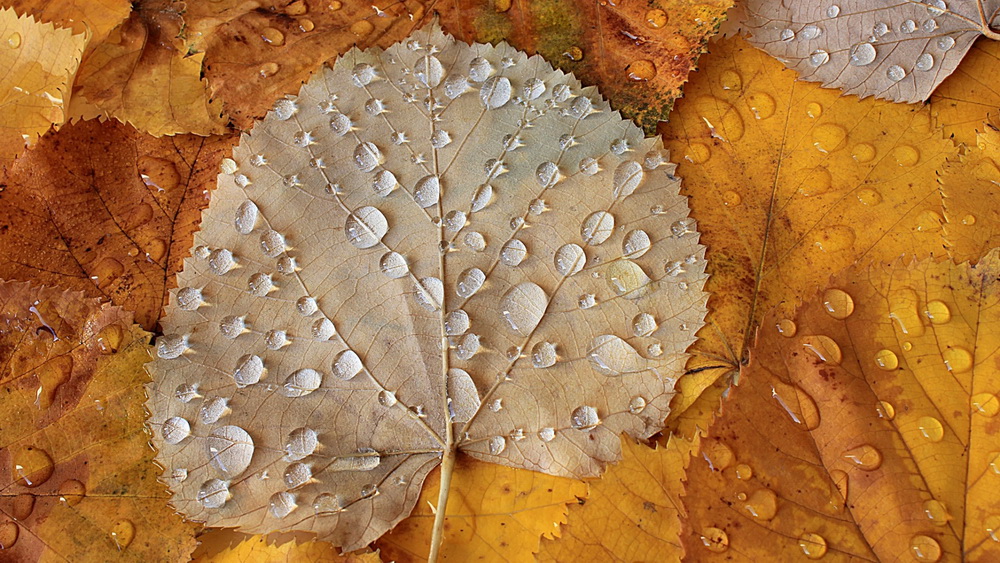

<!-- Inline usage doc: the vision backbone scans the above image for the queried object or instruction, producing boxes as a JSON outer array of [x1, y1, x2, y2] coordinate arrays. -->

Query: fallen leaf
[[0, 7, 86, 162], [737, 0, 998, 102], [682, 253, 1000, 561], [376, 456, 587, 561], [186, 0, 430, 131], [147, 24, 707, 556], [941, 125, 1000, 263], [4, 0, 132, 47], [438, 0, 733, 133], [193, 529, 382, 562], [931, 38, 1000, 146], [0, 280, 197, 560], [73, 0, 228, 136], [0, 119, 238, 330], [537, 434, 698, 561], [660, 36, 956, 390]]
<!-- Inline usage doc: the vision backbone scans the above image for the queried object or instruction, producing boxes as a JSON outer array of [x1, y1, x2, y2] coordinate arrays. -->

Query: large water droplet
[[849, 43, 876, 66], [798, 532, 828, 559], [456, 268, 486, 298], [234, 200, 259, 234], [353, 142, 383, 172], [284, 427, 319, 461], [205, 425, 255, 477], [531, 341, 557, 368], [500, 283, 548, 336], [481, 76, 512, 109], [612, 161, 644, 198], [414, 55, 444, 87], [581, 211, 615, 245], [622, 230, 651, 259], [332, 350, 363, 380], [414, 175, 441, 208], [588, 334, 644, 376], [500, 239, 528, 266], [570, 405, 600, 431], [414, 277, 444, 311], [197, 479, 230, 509], [282, 368, 322, 397], [842, 444, 882, 470], [345, 206, 389, 248], [162, 416, 191, 444]]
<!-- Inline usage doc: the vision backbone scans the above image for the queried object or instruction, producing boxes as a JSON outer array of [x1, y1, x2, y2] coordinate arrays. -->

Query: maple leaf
[[146, 24, 707, 558], [659, 37, 959, 432], [0, 119, 237, 331], [682, 252, 1000, 561], [0, 7, 85, 163], [736, 0, 1000, 102], [0, 281, 197, 560]]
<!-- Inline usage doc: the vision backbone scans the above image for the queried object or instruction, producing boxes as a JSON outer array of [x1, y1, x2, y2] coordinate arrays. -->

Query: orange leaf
[[73, 0, 228, 136], [0, 281, 197, 560], [438, 0, 732, 133], [0, 7, 86, 162], [375, 456, 587, 561], [931, 38, 1000, 147], [538, 435, 698, 561], [941, 125, 1000, 262], [4, 0, 131, 47], [0, 119, 237, 330], [682, 253, 1000, 560], [193, 529, 381, 563]]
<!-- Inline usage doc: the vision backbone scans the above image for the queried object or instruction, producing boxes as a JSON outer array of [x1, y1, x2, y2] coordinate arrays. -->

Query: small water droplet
[[110, 519, 135, 550], [776, 318, 797, 337], [489, 436, 507, 455], [700, 527, 729, 552], [197, 479, 230, 508], [588, 335, 644, 376], [923, 300, 951, 324], [910, 534, 942, 562], [943, 346, 973, 373], [887, 65, 906, 82], [261, 27, 285, 46], [162, 416, 192, 444], [345, 206, 389, 248], [801, 335, 843, 365], [822, 288, 854, 319], [531, 341, 557, 368], [806, 102, 823, 118], [799, 532, 828, 559], [701, 440, 734, 471], [812, 123, 847, 153], [626, 59, 656, 81], [350, 19, 375, 38], [157, 334, 187, 359], [456, 268, 486, 298], [282, 368, 322, 398], [850, 42, 877, 66], [808, 49, 830, 66], [973, 393, 1000, 417], [842, 444, 882, 470], [937, 36, 955, 51], [874, 349, 899, 371], [877, 400, 896, 420], [570, 405, 600, 431], [499, 283, 547, 336], [0, 520, 17, 549], [57, 479, 86, 506], [500, 239, 528, 266], [856, 187, 882, 205]]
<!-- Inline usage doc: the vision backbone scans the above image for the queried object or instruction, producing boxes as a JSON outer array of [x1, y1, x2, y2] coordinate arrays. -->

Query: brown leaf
[[146, 24, 707, 554], [0, 7, 86, 162], [438, 0, 733, 133], [0, 119, 238, 330], [737, 0, 998, 102], [73, 0, 229, 136], [0, 281, 197, 560]]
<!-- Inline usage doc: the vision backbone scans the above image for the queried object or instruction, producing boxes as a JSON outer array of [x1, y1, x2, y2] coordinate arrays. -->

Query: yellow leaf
[[193, 529, 381, 563], [931, 38, 1000, 147], [538, 435, 698, 561], [682, 253, 1000, 560], [660, 37, 958, 431], [73, 0, 228, 136], [0, 7, 85, 162], [0, 281, 197, 560], [941, 125, 1000, 262], [376, 457, 587, 561], [5, 0, 131, 47]]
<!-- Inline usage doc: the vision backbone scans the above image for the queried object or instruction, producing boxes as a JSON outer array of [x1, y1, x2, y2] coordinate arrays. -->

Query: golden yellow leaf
[[941, 125, 1000, 263], [4, 0, 131, 47], [0, 281, 197, 560], [193, 529, 381, 563], [931, 38, 1000, 146], [659, 37, 958, 434], [682, 253, 1000, 561], [376, 457, 587, 561], [0, 7, 85, 162], [73, 0, 228, 136], [0, 119, 237, 330], [537, 435, 698, 561]]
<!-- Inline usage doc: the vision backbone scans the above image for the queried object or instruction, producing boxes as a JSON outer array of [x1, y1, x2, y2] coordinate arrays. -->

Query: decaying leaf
[[682, 253, 1000, 561], [738, 0, 999, 102], [931, 38, 1000, 145], [0, 119, 237, 330], [0, 6, 86, 162], [0, 281, 197, 560], [376, 456, 587, 561], [537, 435, 698, 561], [192, 529, 382, 562], [147, 24, 707, 554], [72, 0, 228, 136], [661, 37, 956, 393], [438, 0, 733, 133]]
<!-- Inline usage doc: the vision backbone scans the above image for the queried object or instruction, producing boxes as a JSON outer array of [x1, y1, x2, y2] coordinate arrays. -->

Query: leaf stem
[[428, 442, 456, 562]]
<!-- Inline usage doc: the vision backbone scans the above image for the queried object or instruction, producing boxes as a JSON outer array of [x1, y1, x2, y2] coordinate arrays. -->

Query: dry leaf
[[738, 0, 998, 102], [73, 0, 228, 136], [0, 119, 237, 330], [0, 7, 85, 162], [0, 281, 197, 560], [4, 0, 132, 47], [537, 435, 698, 561], [438, 0, 732, 133], [186, 0, 429, 131], [682, 252, 1000, 561], [931, 38, 1000, 145], [660, 37, 956, 425], [376, 456, 587, 561], [147, 24, 707, 555]]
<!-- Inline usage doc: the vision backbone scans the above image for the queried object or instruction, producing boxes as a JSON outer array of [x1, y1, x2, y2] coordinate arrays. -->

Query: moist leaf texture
[[682, 253, 1000, 560], [147, 24, 707, 550], [739, 0, 999, 102]]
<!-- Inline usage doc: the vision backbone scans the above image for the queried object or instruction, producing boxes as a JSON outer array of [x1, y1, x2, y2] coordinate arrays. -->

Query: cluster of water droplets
[[148, 23, 706, 546]]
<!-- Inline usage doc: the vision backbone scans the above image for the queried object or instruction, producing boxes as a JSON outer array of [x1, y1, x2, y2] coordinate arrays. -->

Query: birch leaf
[[739, 0, 1000, 102], [147, 24, 707, 553]]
